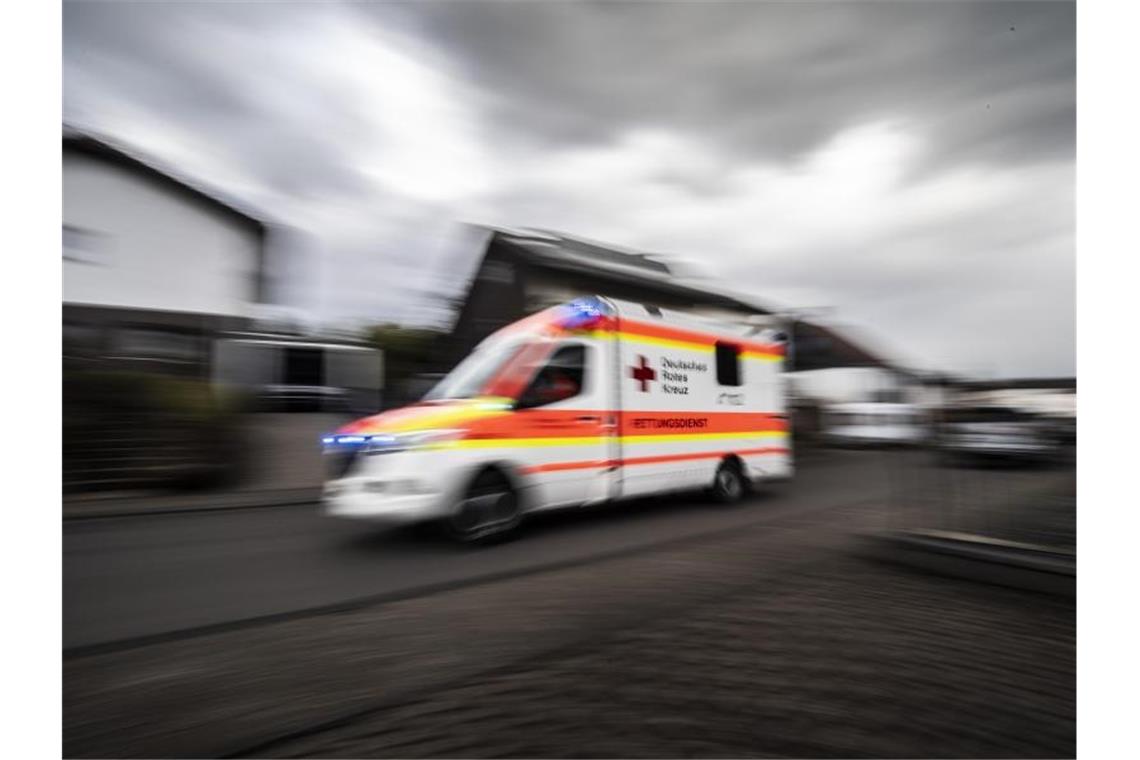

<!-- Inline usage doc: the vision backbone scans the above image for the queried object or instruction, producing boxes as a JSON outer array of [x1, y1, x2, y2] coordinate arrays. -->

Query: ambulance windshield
[[423, 340, 525, 401]]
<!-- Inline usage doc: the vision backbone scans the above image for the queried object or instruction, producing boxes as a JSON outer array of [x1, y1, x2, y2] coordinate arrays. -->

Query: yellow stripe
[[619, 333, 715, 353], [383, 409, 501, 432], [741, 351, 783, 362], [565, 329, 616, 341], [380, 398, 514, 433], [614, 331, 783, 360]]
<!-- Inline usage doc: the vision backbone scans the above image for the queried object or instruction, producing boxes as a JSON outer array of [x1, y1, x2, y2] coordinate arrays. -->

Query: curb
[[858, 528, 1075, 597], [62, 490, 321, 521]]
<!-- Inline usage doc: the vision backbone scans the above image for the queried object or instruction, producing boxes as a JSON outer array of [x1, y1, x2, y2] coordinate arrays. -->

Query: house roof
[[63, 123, 270, 234], [461, 225, 927, 377], [953, 377, 1076, 392], [485, 226, 778, 315], [791, 319, 903, 374]]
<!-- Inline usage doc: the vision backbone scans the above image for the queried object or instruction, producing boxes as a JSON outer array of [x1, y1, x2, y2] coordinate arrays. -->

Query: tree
[[362, 324, 450, 407]]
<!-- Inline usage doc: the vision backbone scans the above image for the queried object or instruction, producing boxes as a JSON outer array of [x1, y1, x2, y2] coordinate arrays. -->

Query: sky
[[63, 1, 1075, 378]]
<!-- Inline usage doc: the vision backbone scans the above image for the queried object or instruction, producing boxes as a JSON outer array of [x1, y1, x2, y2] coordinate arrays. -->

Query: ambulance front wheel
[[711, 458, 748, 505], [445, 468, 522, 543]]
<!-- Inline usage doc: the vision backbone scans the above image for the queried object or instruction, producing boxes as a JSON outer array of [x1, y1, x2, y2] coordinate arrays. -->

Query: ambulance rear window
[[715, 341, 742, 386]]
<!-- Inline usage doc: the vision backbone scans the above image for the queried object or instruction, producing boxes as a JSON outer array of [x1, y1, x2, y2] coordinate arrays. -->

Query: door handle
[[576, 415, 601, 423]]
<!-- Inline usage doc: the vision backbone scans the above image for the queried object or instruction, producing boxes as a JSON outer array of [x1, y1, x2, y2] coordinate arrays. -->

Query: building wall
[[63, 149, 262, 317], [448, 241, 778, 372], [446, 247, 528, 365], [788, 367, 910, 405]]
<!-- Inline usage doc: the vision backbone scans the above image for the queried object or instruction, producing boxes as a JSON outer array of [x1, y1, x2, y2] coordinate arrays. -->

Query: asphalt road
[[64, 448, 1064, 651]]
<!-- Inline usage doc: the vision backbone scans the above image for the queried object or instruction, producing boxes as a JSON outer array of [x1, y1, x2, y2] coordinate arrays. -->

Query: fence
[[879, 444, 1075, 551], [856, 441, 1075, 596]]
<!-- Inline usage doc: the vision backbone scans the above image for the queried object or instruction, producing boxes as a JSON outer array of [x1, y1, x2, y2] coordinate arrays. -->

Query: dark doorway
[[284, 347, 323, 386]]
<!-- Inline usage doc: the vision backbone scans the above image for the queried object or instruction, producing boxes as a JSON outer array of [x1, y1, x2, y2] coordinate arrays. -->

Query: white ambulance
[[322, 296, 792, 540]]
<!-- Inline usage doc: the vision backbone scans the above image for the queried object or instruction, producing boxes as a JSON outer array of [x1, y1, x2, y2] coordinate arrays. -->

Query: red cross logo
[[630, 355, 657, 392]]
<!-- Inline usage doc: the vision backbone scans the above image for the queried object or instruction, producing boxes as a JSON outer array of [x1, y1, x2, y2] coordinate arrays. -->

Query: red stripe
[[619, 318, 785, 357], [619, 411, 787, 435], [524, 459, 614, 474], [462, 410, 788, 440], [521, 447, 789, 475]]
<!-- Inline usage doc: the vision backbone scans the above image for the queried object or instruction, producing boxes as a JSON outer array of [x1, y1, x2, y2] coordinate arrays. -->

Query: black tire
[[710, 458, 747, 505], [445, 469, 522, 543]]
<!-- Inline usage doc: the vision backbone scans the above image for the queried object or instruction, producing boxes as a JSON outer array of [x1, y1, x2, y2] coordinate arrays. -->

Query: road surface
[[64, 447, 1075, 758], [64, 447, 1070, 651], [65, 449, 907, 650]]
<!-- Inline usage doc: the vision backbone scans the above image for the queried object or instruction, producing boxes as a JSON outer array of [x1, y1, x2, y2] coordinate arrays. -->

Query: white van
[[322, 296, 792, 540]]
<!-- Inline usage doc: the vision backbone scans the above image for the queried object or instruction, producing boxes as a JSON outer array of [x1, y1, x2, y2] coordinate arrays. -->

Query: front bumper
[[322, 476, 448, 524], [321, 448, 464, 524]]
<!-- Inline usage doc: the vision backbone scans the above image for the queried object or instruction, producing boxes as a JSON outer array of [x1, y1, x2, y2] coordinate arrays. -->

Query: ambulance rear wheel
[[711, 459, 747, 504], [446, 469, 521, 543]]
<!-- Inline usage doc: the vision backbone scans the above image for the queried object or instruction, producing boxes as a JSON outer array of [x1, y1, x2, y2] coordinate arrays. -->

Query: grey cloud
[[62, 0, 1075, 376], [368, 1, 1073, 175], [65, 1, 372, 200]]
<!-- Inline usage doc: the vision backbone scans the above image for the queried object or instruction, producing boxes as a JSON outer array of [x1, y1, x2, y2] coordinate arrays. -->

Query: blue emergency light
[[321, 434, 396, 449], [559, 296, 608, 329]]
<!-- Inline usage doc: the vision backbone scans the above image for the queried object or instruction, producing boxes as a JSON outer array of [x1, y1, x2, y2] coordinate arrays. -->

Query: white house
[[62, 125, 271, 372], [61, 126, 382, 408]]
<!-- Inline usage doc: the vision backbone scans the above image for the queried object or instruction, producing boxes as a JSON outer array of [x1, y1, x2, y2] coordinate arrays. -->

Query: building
[[62, 126, 382, 492], [945, 377, 1076, 423], [63, 125, 381, 401], [63, 124, 274, 374], [437, 226, 926, 406], [445, 227, 773, 361]]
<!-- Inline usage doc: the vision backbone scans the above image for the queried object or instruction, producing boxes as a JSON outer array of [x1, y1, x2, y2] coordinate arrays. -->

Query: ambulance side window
[[517, 344, 587, 409], [715, 341, 742, 386]]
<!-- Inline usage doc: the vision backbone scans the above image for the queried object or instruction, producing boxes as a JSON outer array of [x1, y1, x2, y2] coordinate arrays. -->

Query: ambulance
[[321, 296, 792, 541]]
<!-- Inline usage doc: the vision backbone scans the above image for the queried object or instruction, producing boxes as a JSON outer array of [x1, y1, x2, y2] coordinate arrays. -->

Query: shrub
[[63, 368, 250, 492]]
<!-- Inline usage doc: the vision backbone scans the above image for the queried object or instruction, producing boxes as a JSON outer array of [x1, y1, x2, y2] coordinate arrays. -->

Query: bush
[[63, 368, 250, 492]]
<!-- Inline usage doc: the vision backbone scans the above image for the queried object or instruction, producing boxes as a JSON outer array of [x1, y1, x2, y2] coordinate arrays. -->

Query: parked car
[[1046, 413, 1077, 444], [936, 404, 1058, 464]]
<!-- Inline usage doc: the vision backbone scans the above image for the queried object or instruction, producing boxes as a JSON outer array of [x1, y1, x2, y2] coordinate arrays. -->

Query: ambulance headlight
[[323, 429, 465, 454], [323, 433, 393, 453]]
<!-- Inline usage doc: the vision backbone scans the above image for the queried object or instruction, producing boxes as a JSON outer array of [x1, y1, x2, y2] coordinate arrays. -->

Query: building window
[[63, 225, 108, 265], [715, 341, 742, 386], [283, 346, 324, 387], [110, 329, 202, 371]]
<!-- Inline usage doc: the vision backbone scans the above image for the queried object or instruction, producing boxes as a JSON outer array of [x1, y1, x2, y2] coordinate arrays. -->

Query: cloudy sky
[[64, 1, 1075, 378]]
